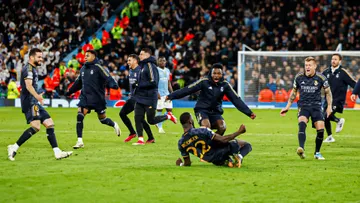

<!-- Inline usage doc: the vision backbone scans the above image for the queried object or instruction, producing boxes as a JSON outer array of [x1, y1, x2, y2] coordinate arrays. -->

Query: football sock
[[138, 136, 144, 142], [100, 117, 115, 127], [46, 127, 58, 148], [330, 114, 340, 123], [156, 111, 163, 129], [325, 117, 332, 136], [13, 143, 19, 151], [298, 122, 307, 149], [135, 113, 144, 137], [77, 113, 84, 138], [53, 147, 61, 154], [240, 143, 252, 157], [16, 127, 38, 147], [143, 121, 154, 140], [315, 129, 324, 153]]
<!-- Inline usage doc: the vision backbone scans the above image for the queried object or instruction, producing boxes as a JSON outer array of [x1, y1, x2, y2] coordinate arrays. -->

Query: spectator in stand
[[7, 78, 19, 99], [258, 86, 274, 102], [111, 22, 123, 40], [90, 34, 102, 51], [76, 49, 85, 65], [101, 28, 110, 46], [82, 40, 94, 52], [2, 0, 360, 101], [67, 55, 80, 71]]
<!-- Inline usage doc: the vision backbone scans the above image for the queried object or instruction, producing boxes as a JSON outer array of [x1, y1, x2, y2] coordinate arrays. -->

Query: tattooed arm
[[280, 88, 297, 116], [324, 87, 333, 118]]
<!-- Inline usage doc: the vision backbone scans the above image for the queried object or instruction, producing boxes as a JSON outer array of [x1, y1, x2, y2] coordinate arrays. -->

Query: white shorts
[[157, 96, 173, 110]]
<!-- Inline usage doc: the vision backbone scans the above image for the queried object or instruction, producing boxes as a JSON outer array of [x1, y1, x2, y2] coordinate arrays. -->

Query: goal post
[[237, 50, 360, 108]]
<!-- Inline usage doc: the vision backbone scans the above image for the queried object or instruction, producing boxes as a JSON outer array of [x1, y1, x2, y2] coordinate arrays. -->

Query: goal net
[[237, 51, 360, 107]]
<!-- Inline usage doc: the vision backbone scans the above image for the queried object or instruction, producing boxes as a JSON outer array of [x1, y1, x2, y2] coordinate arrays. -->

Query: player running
[[120, 54, 154, 143], [175, 112, 252, 168], [321, 54, 356, 142], [66, 50, 121, 149], [167, 63, 256, 136], [132, 48, 177, 145], [280, 57, 333, 160], [7, 48, 72, 161], [156, 56, 173, 134]]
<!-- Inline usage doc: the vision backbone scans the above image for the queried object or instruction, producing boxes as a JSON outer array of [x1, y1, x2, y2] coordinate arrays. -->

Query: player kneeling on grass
[[175, 112, 252, 168], [280, 57, 333, 160], [7, 48, 72, 161]]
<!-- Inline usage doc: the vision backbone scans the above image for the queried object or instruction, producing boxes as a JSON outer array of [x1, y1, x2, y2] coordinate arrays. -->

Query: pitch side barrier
[[1, 99, 360, 109]]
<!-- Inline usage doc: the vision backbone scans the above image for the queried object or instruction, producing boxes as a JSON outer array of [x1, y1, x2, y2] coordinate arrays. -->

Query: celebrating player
[[7, 48, 72, 161], [66, 50, 121, 149], [175, 112, 252, 168], [156, 56, 173, 134], [120, 54, 154, 143], [322, 54, 356, 142], [132, 48, 177, 145], [280, 57, 332, 160], [167, 63, 256, 136]]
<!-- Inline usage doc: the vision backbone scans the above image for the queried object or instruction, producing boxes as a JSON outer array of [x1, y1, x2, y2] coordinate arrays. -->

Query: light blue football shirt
[[157, 67, 170, 97]]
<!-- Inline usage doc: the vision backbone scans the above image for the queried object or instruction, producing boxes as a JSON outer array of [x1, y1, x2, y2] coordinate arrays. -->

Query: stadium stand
[[1, 0, 359, 101]]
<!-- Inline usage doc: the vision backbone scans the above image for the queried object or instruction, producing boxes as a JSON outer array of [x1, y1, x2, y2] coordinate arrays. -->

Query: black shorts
[[195, 110, 224, 126], [323, 102, 344, 114], [78, 100, 106, 114], [24, 104, 51, 124], [298, 106, 324, 123], [207, 141, 241, 166]]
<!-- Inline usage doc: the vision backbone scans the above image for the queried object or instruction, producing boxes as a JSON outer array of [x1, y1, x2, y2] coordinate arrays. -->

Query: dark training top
[[293, 72, 329, 108], [322, 66, 356, 107], [129, 65, 141, 97], [20, 63, 39, 113], [168, 76, 252, 117], [133, 56, 159, 107], [68, 58, 118, 107]]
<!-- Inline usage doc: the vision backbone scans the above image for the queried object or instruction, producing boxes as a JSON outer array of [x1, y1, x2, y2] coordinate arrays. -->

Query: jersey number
[[186, 140, 211, 158]]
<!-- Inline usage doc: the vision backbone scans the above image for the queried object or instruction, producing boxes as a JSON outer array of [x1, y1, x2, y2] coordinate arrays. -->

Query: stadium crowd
[[1, 0, 360, 103]]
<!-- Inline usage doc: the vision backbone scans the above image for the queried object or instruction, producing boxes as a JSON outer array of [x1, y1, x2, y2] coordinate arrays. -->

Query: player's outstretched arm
[[224, 82, 255, 119], [25, 79, 44, 105], [97, 64, 118, 89], [176, 156, 191, 167], [213, 124, 246, 144], [167, 78, 205, 100], [280, 88, 297, 116], [67, 75, 82, 95], [324, 87, 333, 117], [343, 69, 357, 88]]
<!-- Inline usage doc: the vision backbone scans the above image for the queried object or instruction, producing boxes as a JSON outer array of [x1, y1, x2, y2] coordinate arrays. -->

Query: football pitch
[[0, 107, 359, 202]]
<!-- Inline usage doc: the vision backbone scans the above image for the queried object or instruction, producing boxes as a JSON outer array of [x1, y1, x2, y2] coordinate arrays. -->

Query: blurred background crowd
[[0, 0, 359, 105]]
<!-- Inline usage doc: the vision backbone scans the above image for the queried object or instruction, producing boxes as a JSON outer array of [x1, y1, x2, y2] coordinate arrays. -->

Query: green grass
[[0, 107, 359, 202]]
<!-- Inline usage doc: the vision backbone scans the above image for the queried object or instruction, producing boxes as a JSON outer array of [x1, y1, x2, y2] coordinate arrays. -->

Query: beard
[[34, 60, 41, 66]]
